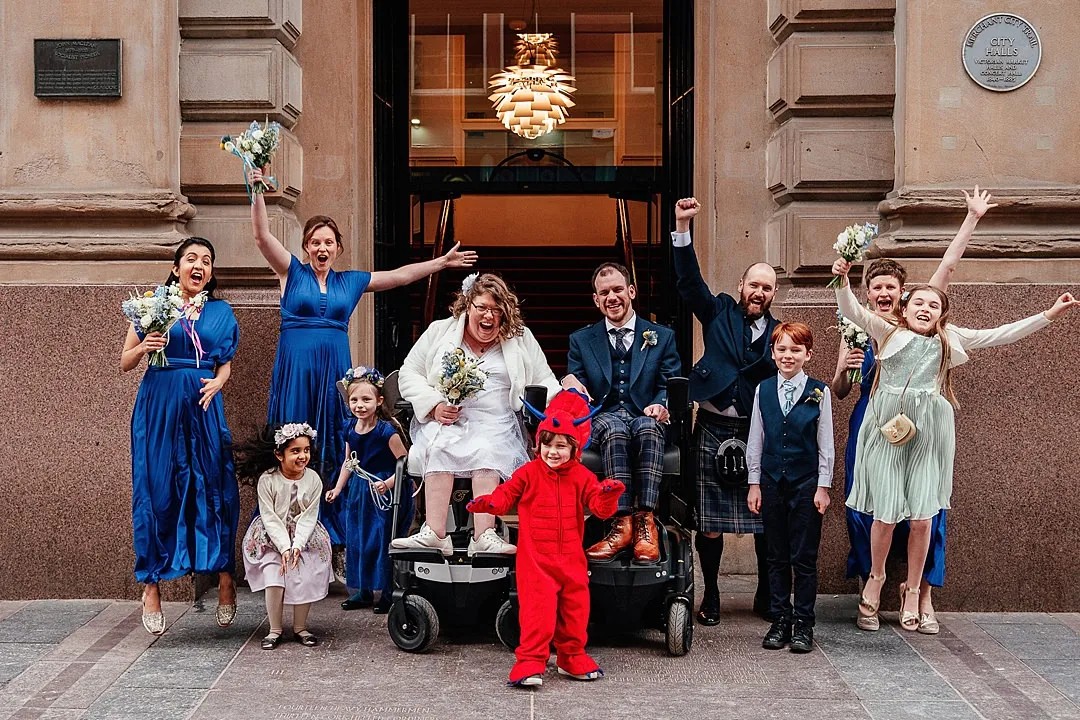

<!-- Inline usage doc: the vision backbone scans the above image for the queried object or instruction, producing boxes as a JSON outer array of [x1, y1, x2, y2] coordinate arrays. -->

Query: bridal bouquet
[[827, 222, 879, 289], [122, 285, 208, 367], [437, 348, 487, 405], [220, 119, 282, 195], [834, 312, 871, 384]]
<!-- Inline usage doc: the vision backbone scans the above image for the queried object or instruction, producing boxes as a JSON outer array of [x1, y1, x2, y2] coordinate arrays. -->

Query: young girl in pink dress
[[236, 423, 333, 649]]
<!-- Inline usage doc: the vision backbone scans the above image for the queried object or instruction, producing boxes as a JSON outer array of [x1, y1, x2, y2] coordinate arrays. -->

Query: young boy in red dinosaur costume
[[467, 389, 623, 687]]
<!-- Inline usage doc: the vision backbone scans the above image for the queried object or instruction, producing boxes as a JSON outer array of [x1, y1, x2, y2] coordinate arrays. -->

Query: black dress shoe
[[789, 621, 814, 653], [341, 591, 373, 611], [762, 618, 792, 650], [696, 595, 721, 626], [294, 631, 319, 647], [260, 633, 282, 650], [373, 598, 392, 615]]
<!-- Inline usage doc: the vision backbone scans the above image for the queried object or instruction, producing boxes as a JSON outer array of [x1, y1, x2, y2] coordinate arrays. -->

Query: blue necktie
[[611, 328, 631, 360], [781, 379, 797, 415]]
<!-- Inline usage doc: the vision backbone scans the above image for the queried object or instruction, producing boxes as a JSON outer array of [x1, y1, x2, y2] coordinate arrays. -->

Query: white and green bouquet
[[437, 348, 487, 406], [827, 222, 879, 289], [834, 311, 871, 384], [220, 119, 282, 196], [122, 286, 208, 367]]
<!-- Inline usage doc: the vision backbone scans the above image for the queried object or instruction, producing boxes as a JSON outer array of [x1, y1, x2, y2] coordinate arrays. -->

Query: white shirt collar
[[778, 370, 807, 391], [605, 312, 637, 335]]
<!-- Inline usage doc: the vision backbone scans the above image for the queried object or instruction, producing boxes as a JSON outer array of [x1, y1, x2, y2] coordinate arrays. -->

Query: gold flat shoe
[[216, 603, 237, 628], [918, 612, 940, 635]]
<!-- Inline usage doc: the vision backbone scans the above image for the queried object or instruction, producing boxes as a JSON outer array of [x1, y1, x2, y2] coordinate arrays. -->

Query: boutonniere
[[640, 330, 658, 351], [806, 388, 824, 405]]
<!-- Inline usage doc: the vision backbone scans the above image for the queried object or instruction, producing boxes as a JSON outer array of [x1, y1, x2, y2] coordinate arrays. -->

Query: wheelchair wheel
[[387, 595, 440, 653], [495, 599, 520, 650], [665, 599, 693, 656]]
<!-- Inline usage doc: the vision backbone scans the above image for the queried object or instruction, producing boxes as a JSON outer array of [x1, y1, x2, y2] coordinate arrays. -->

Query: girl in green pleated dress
[[832, 258, 1077, 632]]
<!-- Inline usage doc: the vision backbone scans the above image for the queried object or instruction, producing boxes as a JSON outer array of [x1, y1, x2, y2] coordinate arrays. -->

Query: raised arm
[[248, 168, 293, 278], [367, 243, 478, 292], [832, 259, 893, 341], [952, 292, 1076, 351], [928, 186, 997, 291], [671, 197, 723, 326]]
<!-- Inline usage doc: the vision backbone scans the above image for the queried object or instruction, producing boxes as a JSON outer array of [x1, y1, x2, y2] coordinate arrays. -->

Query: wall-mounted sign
[[962, 14, 1041, 92], [34, 39, 122, 98]]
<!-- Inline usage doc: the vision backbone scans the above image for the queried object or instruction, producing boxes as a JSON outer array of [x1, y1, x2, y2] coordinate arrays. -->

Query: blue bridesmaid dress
[[844, 345, 947, 586], [267, 255, 371, 545], [130, 299, 240, 584], [343, 420, 413, 595]]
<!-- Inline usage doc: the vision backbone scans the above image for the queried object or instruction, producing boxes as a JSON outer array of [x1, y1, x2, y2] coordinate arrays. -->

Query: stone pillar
[[0, 1, 190, 601]]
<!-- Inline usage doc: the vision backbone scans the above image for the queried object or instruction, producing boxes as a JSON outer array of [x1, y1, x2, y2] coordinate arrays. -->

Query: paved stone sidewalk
[[1, 580, 1077, 720]]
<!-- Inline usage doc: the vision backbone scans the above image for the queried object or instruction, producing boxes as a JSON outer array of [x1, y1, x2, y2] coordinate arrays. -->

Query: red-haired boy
[[746, 322, 834, 653]]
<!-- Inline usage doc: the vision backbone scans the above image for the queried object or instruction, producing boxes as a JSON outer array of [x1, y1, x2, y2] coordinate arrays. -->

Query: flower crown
[[274, 423, 317, 448], [341, 365, 384, 389]]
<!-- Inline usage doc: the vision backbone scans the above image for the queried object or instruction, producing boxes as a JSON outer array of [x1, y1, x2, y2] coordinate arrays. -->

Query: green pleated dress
[[846, 334, 955, 524]]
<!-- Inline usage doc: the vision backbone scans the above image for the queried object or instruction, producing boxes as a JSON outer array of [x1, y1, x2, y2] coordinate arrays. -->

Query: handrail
[[423, 198, 453, 327], [615, 198, 638, 289]]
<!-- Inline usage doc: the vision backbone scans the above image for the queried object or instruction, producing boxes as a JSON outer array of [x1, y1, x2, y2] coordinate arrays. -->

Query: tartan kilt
[[694, 414, 763, 535]]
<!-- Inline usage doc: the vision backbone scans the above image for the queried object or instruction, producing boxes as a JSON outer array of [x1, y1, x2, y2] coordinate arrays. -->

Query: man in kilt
[[672, 197, 778, 625]]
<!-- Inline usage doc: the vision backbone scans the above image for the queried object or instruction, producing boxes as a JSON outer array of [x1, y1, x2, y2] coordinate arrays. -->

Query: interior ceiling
[[411, 1, 663, 33]]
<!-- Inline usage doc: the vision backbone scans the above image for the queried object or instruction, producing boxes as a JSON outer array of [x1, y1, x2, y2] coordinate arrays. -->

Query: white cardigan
[[257, 468, 323, 554], [835, 284, 1051, 368], [398, 314, 562, 422]]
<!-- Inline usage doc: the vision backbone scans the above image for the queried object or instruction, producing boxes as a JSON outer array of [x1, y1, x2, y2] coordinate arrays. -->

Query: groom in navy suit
[[562, 262, 681, 563]]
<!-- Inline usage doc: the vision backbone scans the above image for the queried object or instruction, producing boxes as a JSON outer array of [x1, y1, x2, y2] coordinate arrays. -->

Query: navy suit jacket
[[673, 242, 778, 412], [567, 317, 681, 415]]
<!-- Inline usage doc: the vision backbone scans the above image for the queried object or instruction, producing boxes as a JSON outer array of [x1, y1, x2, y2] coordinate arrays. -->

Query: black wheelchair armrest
[[666, 376, 690, 442], [522, 384, 549, 436]]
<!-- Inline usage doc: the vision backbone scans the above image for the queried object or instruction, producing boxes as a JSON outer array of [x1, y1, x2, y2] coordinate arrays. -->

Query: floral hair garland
[[274, 422, 317, 448], [341, 365, 384, 389], [461, 272, 479, 295]]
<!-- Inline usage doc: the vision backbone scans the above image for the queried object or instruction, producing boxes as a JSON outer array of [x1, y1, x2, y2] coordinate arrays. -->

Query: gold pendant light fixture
[[488, 30, 576, 140]]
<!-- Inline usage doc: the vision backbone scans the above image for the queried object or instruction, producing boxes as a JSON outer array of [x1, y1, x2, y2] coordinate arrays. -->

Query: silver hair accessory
[[461, 272, 479, 294], [274, 423, 317, 448]]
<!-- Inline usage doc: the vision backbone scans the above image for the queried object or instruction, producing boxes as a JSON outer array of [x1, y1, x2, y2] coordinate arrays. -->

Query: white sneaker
[[468, 528, 517, 556], [389, 525, 453, 556]]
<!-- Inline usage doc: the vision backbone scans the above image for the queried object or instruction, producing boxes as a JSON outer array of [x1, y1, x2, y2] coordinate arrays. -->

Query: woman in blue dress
[[830, 187, 995, 633], [122, 237, 240, 636], [248, 168, 474, 563]]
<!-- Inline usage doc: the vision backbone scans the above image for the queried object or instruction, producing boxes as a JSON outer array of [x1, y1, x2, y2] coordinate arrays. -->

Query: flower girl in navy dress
[[326, 367, 413, 614], [236, 423, 333, 649]]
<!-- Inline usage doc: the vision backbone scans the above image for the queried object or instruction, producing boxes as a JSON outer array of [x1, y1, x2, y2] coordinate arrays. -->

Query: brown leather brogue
[[585, 514, 634, 561], [632, 510, 660, 564]]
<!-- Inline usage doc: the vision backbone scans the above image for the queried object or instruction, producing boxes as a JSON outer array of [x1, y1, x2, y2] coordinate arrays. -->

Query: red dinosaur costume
[[467, 389, 623, 686]]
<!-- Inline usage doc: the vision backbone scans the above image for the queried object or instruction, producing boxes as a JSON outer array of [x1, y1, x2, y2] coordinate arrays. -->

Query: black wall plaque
[[34, 39, 122, 98]]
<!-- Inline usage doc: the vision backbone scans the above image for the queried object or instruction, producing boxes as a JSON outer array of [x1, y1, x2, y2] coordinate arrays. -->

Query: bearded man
[[672, 197, 778, 626]]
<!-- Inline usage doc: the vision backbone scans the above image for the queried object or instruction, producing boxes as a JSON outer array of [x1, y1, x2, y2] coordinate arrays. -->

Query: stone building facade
[[1, 1, 1076, 609]]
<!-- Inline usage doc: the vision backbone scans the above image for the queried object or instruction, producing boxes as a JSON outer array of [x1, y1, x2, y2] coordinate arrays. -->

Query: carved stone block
[[179, 0, 302, 48], [768, 0, 895, 42], [183, 203, 302, 274], [180, 38, 302, 126], [180, 121, 302, 206], [766, 117, 893, 202], [768, 32, 895, 120], [767, 200, 881, 278]]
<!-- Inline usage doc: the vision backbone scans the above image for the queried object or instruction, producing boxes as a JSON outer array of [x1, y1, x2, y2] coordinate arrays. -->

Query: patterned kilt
[[694, 412, 763, 534]]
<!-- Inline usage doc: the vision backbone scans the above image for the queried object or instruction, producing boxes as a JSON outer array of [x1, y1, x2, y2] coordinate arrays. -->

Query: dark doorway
[[372, 0, 694, 374]]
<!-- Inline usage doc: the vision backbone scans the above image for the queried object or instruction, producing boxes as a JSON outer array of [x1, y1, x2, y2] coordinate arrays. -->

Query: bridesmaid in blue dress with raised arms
[[122, 237, 240, 636], [248, 167, 476, 570], [829, 187, 995, 633]]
